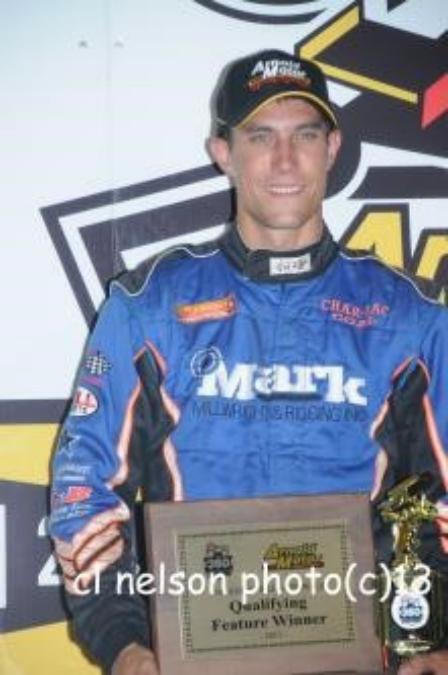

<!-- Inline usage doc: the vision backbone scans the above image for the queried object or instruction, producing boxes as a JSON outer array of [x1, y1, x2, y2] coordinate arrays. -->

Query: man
[[50, 49, 448, 674]]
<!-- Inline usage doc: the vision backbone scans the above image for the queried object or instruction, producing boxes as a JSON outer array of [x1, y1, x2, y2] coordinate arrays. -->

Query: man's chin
[[260, 218, 308, 231]]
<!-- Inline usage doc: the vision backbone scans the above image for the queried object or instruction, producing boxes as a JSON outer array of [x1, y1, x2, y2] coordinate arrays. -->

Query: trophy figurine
[[378, 473, 444, 664]]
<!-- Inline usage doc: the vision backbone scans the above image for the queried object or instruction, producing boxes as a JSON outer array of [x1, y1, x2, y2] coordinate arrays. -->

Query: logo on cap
[[248, 59, 311, 92]]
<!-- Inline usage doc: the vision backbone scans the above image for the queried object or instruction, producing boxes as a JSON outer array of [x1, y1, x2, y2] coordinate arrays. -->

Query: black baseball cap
[[215, 48, 337, 133]]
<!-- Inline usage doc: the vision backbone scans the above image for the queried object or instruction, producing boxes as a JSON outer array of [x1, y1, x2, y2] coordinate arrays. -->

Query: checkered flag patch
[[84, 351, 112, 376]]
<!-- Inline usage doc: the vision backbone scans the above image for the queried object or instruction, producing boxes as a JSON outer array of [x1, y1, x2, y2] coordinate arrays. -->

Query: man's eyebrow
[[291, 121, 327, 132], [296, 121, 326, 130], [242, 124, 273, 134], [242, 121, 326, 134]]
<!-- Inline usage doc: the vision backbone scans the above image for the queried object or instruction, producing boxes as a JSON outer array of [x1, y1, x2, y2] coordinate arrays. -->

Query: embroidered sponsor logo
[[195, 359, 367, 406], [56, 462, 91, 483], [81, 374, 103, 388], [52, 485, 92, 508], [249, 59, 310, 92], [191, 347, 223, 377], [192, 400, 368, 424], [176, 295, 236, 323], [64, 485, 92, 503], [71, 386, 99, 416], [58, 429, 79, 458], [270, 254, 311, 276], [50, 502, 95, 523], [84, 350, 112, 376], [321, 298, 390, 329]]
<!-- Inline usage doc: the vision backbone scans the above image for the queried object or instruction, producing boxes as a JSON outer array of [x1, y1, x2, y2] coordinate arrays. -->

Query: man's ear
[[207, 136, 233, 177], [326, 128, 342, 172]]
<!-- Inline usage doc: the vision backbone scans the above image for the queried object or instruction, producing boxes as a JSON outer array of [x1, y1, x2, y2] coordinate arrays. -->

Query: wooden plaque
[[144, 494, 383, 674]]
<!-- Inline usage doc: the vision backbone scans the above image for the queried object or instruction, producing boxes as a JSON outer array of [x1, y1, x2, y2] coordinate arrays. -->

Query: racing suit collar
[[220, 224, 339, 282]]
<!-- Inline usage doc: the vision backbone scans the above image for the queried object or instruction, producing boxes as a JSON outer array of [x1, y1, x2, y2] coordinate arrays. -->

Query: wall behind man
[[0, 1, 447, 672]]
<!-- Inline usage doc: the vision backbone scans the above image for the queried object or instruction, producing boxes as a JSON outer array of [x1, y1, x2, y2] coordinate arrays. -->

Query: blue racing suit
[[50, 226, 448, 670]]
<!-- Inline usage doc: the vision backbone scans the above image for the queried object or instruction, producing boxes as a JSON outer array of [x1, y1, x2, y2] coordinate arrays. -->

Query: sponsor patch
[[71, 386, 99, 416], [52, 486, 92, 508], [190, 347, 222, 377], [63, 485, 92, 504], [249, 59, 310, 92], [56, 462, 91, 483], [192, 400, 368, 424], [270, 254, 311, 276], [81, 374, 103, 388], [321, 298, 390, 329], [84, 350, 112, 376], [50, 502, 95, 523], [58, 429, 79, 459], [195, 361, 367, 406], [176, 295, 236, 324]]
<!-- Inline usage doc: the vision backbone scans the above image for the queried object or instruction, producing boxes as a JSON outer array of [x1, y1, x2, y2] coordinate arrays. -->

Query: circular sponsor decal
[[192, 0, 324, 24], [71, 386, 99, 416], [191, 347, 222, 377], [391, 592, 430, 631]]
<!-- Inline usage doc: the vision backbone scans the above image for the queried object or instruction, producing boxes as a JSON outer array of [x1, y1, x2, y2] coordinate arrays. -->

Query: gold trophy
[[378, 474, 444, 665]]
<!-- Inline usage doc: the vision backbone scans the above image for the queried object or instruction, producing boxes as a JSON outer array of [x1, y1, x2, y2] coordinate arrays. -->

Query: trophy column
[[378, 475, 444, 668]]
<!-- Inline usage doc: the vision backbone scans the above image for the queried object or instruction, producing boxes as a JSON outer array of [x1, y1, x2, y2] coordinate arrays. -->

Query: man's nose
[[272, 137, 297, 172]]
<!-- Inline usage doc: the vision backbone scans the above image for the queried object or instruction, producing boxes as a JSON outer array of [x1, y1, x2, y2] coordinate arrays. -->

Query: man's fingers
[[111, 643, 159, 675], [398, 650, 448, 675]]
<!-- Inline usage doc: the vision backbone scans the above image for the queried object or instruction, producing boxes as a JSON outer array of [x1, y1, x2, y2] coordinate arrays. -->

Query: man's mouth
[[267, 185, 304, 195]]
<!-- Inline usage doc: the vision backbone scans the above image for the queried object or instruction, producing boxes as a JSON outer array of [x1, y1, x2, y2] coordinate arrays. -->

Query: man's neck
[[236, 220, 325, 252]]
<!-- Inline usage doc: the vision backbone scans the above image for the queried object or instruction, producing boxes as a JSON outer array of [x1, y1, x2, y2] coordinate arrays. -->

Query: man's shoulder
[[338, 247, 445, 305], [111, 238, 222, 296]]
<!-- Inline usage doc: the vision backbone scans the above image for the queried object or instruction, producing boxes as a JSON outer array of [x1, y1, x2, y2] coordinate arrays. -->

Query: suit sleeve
[[372, 304, 448, 568], [49, 289, 173, 671], [419, 308, 448, 555]]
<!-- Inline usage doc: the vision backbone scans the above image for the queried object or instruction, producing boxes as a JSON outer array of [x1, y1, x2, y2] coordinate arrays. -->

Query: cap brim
[[236, 91, 338, 129]]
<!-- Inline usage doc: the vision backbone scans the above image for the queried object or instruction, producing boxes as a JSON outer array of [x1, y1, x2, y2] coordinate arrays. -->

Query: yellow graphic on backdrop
[[415, 234, 448, 280], [344, 211, 405, 268], [343, 208, 448, 303], [0, 622, 100, 675], [299, 5, 418, 105], [0, 424, 58, 486]]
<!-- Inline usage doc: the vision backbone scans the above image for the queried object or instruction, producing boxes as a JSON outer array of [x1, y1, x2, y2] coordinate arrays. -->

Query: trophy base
[[391, 636, 432, 658]]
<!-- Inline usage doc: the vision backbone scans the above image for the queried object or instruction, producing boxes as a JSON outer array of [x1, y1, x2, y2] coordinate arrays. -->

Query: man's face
[[210, 97, 341, 248]]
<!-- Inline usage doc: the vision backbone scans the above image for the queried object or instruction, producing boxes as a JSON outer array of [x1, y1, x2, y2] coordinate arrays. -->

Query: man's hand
[[111, 643, 159, 675], [397, 650, 448, 675]]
